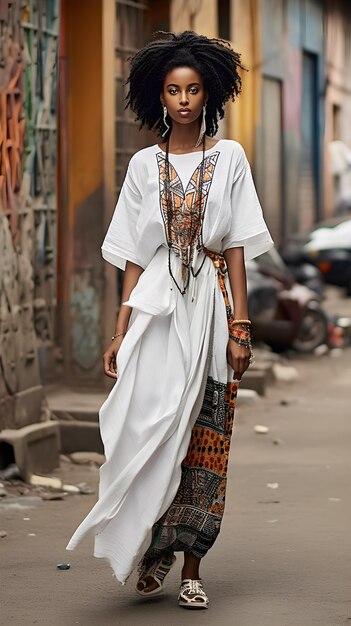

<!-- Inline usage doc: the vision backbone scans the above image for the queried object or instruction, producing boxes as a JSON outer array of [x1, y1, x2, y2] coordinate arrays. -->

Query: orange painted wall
[[58, 0, 105, 383], [66, 0, 103, 223]]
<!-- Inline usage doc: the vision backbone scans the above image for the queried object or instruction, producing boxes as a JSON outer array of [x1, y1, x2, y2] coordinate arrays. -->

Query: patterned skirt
[[143, 376, 238, 561]]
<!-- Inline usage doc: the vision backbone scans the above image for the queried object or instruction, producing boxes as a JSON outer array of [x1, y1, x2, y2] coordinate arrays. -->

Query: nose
[[179, 90, 189, 105]]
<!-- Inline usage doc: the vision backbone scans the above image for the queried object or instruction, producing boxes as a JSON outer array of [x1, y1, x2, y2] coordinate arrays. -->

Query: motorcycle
[[247, 248, 328, 353]]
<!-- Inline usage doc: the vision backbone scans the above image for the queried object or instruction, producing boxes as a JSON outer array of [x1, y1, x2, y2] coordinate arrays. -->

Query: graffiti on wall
[[0, 1, 59, 430]]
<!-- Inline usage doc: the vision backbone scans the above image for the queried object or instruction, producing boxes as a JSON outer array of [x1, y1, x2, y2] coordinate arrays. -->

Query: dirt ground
[[1, 288, 351, 626]]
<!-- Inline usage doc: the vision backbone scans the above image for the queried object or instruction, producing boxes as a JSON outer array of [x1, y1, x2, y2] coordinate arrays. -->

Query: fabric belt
[[203, 248, 233, 332]]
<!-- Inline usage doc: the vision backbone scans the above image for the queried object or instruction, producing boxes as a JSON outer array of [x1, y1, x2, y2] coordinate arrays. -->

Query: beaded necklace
[[165, 134, 207, 295]]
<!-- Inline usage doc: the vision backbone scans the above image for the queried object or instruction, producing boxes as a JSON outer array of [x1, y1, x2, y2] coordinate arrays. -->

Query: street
[[1, 347, 351, 626]]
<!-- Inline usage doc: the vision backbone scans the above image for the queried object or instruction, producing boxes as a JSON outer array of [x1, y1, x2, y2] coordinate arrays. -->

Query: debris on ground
[[0, 464, 21, 480], [30, 475, 62, 489], [0, 529, 7, 538], [69, 452, 105, 466], [56, 563, 71, 570], [272, 363, 299, 382], [267, 482, 279, 489], [0, 483, 8, 497], [76, 482, 95, 495], [59, 454, 72, 464], [254, 424, 269, 434], [238, 389, 259, 404], [62, 484, 80, 494], [314, 344, 329, 356], [0, 496, 43, 510], [41, 492, 67, 501]]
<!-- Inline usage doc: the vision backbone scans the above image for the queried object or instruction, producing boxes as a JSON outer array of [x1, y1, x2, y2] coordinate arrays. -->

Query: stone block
[[59, 421, 103, 455], [14, 386, 44, 428], [240, 370, 267, 396], [0, 421, 61, 481]]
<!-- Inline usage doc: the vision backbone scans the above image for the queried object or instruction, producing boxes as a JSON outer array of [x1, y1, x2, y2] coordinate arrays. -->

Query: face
[[160, 66, 207, 126]]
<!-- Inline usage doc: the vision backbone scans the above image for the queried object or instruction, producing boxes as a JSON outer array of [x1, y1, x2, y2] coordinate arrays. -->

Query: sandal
[[178, 578, 209, 609], [135, 553, 176, 597]]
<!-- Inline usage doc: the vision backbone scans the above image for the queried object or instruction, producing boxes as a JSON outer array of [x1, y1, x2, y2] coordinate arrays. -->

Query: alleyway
[[1, 347, 351, 626]]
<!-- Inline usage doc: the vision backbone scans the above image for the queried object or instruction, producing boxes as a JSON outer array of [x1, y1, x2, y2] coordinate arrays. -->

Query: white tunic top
[[66, 139, 273, 583], [101, 139, 273, 272]]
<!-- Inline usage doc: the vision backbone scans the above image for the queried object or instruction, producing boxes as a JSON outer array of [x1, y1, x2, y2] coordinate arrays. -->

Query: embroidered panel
[[156, 151, 220, 267], [144, 376, 238, 560]]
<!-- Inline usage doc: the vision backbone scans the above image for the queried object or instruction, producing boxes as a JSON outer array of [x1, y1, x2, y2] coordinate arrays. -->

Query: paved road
[[1, 348, 351, 626]]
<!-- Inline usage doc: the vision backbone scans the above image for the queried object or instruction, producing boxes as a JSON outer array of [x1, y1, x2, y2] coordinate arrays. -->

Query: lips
[[178, 109, 191, 113]]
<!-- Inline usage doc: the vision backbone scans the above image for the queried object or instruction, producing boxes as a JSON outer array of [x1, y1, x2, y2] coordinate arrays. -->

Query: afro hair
[[125, 30, 245, 138]]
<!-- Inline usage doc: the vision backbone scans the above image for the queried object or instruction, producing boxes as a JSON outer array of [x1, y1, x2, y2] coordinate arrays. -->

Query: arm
[[223, 247, 251, 381], [102, 261, 144, 379]]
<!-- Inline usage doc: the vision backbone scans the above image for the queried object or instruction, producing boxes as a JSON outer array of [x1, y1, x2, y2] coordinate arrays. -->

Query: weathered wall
[[0, 1, 59, 431], [252, 0, 325, 242], [171, 0, 218, 36], [229, 0, 260, 165], [324, 0, 351, 217], [57, 0, 105, 385]]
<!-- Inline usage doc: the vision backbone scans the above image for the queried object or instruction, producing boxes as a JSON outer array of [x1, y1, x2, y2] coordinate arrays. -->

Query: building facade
[[1, 0, 351, 418], [0, 1, 59, 431]]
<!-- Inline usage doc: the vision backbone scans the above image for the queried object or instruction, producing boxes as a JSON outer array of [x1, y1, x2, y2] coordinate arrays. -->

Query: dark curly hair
[[125, 30, 245, 138]]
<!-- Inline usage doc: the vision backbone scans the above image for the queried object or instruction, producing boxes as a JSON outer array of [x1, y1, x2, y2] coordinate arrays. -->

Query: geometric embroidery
[[144, 376, 238, 560], [156, 151, 220, 269]]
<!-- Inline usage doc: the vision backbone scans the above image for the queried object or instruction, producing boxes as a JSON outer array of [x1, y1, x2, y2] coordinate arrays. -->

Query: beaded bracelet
[[229, 333, 252, 349], [228, 319, 251, 333], [111, 331, 126, 340], [231, 328, 251, 341]]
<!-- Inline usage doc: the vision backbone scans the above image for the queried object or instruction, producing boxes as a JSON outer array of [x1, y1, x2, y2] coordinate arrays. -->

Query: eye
[[168, 88, 178, 95], [189, 87, 199, 94]]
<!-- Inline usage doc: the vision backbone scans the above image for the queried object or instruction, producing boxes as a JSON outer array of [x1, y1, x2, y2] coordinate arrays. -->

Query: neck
[[168, 119, 202, 149]]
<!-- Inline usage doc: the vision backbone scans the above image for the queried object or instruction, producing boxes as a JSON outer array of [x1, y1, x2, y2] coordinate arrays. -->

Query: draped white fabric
[[66, 140, 273, 583]]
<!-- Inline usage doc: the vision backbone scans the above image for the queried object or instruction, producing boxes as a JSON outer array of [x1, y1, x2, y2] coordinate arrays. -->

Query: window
[[217, 0, 230, 41]]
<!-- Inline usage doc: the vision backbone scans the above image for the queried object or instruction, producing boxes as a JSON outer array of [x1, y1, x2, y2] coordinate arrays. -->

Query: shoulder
[[128, 145, 157, 168], [218, 139, 247, 160]]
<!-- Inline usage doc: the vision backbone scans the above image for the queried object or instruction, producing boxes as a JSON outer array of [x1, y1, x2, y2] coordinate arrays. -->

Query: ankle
[[181, 567, 200, 581]]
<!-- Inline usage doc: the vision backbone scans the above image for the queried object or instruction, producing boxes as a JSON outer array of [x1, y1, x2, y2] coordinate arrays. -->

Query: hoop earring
[[195, 104, 207, 147], [161, 105, 170, 138]]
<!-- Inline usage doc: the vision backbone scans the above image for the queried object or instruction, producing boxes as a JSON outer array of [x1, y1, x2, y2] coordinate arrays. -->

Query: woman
[[67, 30, 273, 609]]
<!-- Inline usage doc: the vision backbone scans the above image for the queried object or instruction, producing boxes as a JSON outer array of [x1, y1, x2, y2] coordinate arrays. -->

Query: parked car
[[246, 248, 328, 353], [280, 215, 351, 296]]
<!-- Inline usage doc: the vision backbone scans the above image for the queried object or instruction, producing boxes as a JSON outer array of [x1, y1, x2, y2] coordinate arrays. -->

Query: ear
[[160, 93, 164, 106]]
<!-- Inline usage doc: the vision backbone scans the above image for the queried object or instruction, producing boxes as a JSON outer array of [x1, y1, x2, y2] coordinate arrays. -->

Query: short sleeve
[[101, 156, 143, 270], [222, 146, 274, 260]]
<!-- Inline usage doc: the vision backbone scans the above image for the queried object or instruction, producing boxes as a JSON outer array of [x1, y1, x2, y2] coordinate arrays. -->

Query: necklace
[[165, 134, 206, 295]]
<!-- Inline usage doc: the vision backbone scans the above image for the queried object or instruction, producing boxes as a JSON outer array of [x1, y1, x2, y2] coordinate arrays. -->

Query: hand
[[227, 338, 251, 381], [102, 336, 124, 379]]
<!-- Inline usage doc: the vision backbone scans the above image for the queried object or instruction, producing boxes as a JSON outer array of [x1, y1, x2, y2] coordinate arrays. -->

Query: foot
[[178, 579, 209, 609], [135, 554, 176, 597]]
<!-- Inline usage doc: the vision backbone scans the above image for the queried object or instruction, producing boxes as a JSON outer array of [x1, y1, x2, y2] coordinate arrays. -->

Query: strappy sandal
[[135, 553, 176, 597], [178, 578, 209, 609]]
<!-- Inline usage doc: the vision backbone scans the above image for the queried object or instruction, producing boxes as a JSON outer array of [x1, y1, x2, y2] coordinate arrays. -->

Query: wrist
[[112, 331, 127, 340]]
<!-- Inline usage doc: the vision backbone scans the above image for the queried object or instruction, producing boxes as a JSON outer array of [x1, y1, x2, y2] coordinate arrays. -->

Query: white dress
[[66, 139, 273, 583]]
